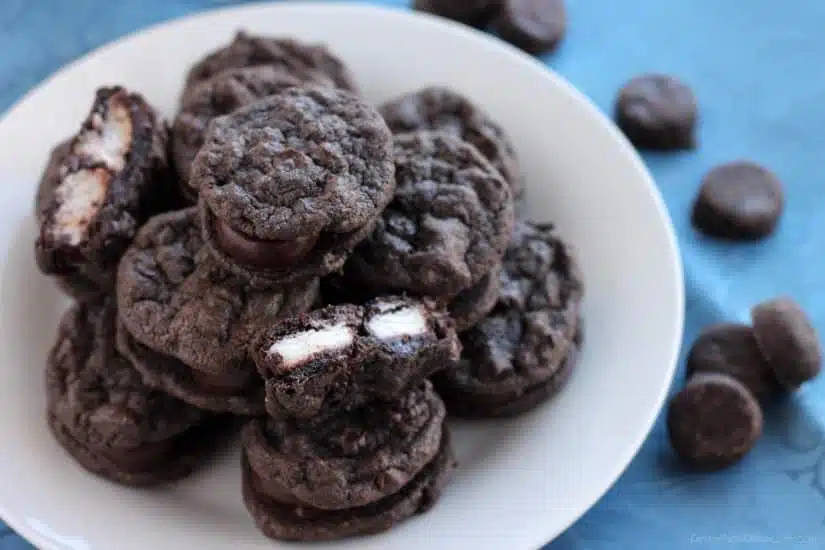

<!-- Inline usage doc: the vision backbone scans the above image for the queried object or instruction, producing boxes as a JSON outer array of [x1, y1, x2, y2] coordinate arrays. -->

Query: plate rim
[[0, 2, 685, 549]]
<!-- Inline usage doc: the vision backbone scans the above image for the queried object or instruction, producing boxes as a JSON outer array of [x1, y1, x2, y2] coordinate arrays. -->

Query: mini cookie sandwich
[[172, 66, 336, 189], [192, 87, 396, 288], [350, 131, 514, 299], [35, 86, 172, 299], [242, 381, 446, 512], [183, 31, 357, 99], [379, 86, 524, 199], [46, 298, 220, 486], [434, 221, 584, 418], [242, 412, 456, 541], [250, 296, 461, 420], [350, 132, 514, 298], [117, 208, 318, 415]]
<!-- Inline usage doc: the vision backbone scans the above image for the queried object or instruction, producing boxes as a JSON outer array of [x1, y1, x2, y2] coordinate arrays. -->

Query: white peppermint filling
[[50, 98, 133, 245], [366, 306, 429, 341], [268, 324, 354, 366], [372, 299, 402, 314], [73, 102, 133, 172], [51, 169, 108, 246]]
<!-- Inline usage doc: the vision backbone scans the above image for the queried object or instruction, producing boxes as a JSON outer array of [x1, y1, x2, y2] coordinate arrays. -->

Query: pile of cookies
[[242, 296, 460, 540], [34, 30, 584, 542], [603, 54, 821, 471], [668, 297, 822, 471], [596, 39, 819, 470]]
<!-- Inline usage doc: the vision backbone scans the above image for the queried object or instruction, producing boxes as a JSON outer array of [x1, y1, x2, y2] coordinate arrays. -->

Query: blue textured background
[[4, 1, 825, 548]]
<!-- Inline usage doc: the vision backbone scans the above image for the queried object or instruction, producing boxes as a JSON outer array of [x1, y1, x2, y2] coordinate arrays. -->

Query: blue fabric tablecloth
[[4, 1, 825, 548]]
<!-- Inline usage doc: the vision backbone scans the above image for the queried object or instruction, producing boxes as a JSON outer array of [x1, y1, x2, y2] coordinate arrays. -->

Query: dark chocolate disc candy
[[751, 297, 822, 390], [686, 323, 779, 400], [493, 0, 567, 55], [413, 0, 502, 28], [667, 373, 763, 471], [691, 161, 784, 240], [615, 74, 697, 150]]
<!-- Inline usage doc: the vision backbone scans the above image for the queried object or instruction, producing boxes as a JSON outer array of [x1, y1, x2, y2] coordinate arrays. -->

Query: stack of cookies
[[36, 86, 230, 486], [241, 296, 460, 540], [33, 30, 585, 541]]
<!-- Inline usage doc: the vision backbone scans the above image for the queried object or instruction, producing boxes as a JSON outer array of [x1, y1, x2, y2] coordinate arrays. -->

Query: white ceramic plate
[[0, 3, 683, 549]]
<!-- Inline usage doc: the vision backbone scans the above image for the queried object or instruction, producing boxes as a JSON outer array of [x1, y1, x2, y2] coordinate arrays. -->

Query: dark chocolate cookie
[[447, 264, 502, 332], [46, 299, 218, 486], [172, 66, 335, 187], [751, 297, 822, 390], [434, 221, 583, 418], [667, 373, 763, 471], [686, 323, 779, 400], [492, 0, 567, 55], [116, 321, 265, 416], [243, 381, 445, 510], [117, 208, 318, 411], [691, 161, 784, 240], [350, 131, 514, 297], [193, 87, 396, 287], [183, 31, 357, 97], [117, 208, 316, 403], [34, 86, 172, 299], [615, 74, 698, 150], [413, 0, 502, 28], [379, 86, 523, 198], [250, 296, 461, 420], [242, 428, 456, 542]]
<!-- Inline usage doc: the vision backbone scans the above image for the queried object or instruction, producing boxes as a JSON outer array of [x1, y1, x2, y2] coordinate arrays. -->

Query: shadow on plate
[[0, 215, 67, 385]]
